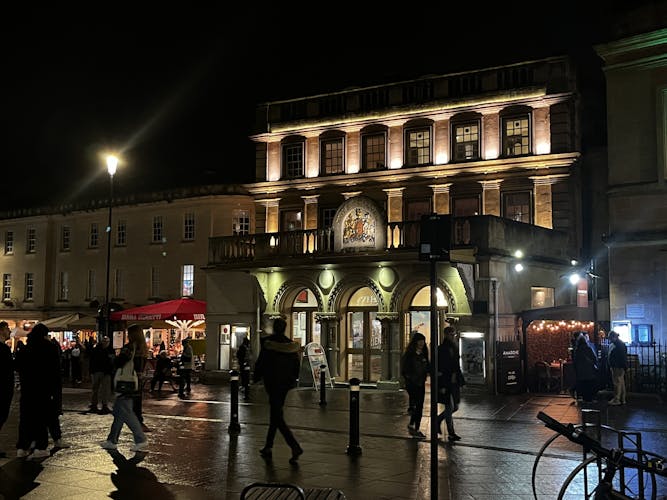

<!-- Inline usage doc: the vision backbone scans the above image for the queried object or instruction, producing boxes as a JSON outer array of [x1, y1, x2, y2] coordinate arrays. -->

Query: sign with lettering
[[304, 342, 334, 390]]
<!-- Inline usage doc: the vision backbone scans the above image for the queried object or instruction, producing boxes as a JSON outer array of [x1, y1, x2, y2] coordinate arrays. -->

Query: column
[[316, 313, 339, 378], [388, 124, 403, 169], [302, 195, 319, 253], [383, 188, 405, 249], [530, 175, 568, 229], [305, 135, 319, 178], [479, 179, 502, 217], [429, 183, 452, 215], [259, 199, 281, 233], [434, 118, 450, 165], [482, 112, 500, 159]]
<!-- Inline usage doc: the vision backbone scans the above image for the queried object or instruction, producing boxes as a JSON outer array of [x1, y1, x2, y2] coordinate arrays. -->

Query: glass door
[[347, 311, 382, 382]]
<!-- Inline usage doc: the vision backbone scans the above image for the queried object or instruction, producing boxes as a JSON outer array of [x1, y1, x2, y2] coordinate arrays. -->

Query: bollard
[[319, 364, 327, 406], [346, 377, 362, 456], [228, 370, 241, 434]]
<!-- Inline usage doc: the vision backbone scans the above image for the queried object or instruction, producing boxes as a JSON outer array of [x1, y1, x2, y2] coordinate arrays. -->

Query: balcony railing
[[208, 216, 572, 267], [209, 221, 422, 265]]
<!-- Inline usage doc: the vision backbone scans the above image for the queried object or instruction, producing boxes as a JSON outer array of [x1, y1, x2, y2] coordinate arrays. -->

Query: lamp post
[[104, 154, 118, 342]]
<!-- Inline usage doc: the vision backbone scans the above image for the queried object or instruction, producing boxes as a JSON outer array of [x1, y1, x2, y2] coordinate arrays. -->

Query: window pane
[[406, 128, 431, 165], [321, 138, 344, 175], [362, 133, 385, 170], [232, 210, 250, 235], [152, 216, 163, 243], [503, 115, 530, 156], [182, 264, 194, 296], [183, 212, 195, 241], [503, 192, 531, 223], [454, 122, 480, 161], [283, 143, 304, 179], [116, 220, 127, 246]]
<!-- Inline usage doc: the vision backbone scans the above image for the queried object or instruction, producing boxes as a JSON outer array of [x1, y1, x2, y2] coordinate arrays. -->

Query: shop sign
[[304, 342, 334, 390]]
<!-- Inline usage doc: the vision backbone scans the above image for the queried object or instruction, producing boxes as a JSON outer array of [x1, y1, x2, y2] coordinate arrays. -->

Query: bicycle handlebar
[[537, 411, 666, 476]]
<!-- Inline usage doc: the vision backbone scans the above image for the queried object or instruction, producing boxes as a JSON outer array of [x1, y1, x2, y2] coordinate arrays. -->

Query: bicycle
[[533, 411, 666, 499]]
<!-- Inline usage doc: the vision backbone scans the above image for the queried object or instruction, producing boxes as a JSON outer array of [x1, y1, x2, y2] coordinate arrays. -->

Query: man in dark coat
[[436, 326, 465, 442], [608, 331, 628, 405], [14, 323, 61, 459], [236, 337, 251, 400], [0, 321, 13, 457], [89, 336, 115, 413], [253, 317, 303, 463]]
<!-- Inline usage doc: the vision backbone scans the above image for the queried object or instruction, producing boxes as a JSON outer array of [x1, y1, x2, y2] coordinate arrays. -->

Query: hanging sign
[[304, 342, 334, 390]]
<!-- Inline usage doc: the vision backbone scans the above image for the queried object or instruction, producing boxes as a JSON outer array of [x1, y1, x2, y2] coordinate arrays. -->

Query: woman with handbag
[[100, 324, 147, 452]]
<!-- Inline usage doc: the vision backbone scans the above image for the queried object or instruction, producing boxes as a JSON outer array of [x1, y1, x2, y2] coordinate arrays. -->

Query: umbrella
[[110, 298, 206, 322]]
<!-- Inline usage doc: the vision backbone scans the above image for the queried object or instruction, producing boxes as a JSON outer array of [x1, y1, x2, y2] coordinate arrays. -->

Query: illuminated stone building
[[205, 56, 600, 391]]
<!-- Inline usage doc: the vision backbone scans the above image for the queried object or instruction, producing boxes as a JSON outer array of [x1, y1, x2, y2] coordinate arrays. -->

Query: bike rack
[[532, 409, 662, 500]]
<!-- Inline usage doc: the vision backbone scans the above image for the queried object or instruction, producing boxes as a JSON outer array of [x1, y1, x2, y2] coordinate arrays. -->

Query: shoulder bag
[[114, 346, 138, 394]]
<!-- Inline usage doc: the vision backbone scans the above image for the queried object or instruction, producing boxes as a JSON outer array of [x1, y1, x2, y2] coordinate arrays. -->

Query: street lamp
[[104, 154, 118, 343]]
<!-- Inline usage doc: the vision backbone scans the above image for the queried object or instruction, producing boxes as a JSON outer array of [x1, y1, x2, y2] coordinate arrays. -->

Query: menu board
[[304, 342, 334, 390]]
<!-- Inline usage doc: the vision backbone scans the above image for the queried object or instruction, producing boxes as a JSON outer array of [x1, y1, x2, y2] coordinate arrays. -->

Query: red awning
[[110, 298, 206, 322]]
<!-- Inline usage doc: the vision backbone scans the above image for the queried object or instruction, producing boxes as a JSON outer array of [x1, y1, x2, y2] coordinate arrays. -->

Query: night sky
[[0, 4, 639, 211]]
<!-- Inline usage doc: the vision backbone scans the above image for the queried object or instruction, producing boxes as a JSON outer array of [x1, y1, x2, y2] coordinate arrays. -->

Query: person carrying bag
[[100, 325, 148, 452]]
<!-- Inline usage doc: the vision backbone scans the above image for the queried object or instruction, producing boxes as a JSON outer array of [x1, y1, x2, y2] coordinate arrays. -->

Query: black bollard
[[319, 364, 327, 406], [346, 377, 362, 456], [228, 370, 241, 434]]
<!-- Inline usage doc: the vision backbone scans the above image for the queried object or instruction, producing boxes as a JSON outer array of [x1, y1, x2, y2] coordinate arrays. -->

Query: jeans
[[178, 369, 192, 395], [437, 393, 456, 436], [407, 382, 425, 431], [106, 396, 146, 445]]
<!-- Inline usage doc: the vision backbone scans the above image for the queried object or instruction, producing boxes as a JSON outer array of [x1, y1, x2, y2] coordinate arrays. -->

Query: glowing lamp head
[[569, 273, 581, 285], [106, 155, 118, 176]]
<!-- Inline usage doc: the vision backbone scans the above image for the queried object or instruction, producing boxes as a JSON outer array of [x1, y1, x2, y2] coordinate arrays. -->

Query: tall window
[[183, 212, 195, 241], [503, 191, 531, 223], [4, 231, 13, 254], [86, 269, 96, 300], [405, 128, 431, 166], [321, 208, 337, 230], [181, 264, 194, 297], [2, 274, 11, 300], [362, 133, 386, 171], [89, 223, 99, 248], [24, 273, 34, 301], [151, 266, 160, 297], [282, 143, 304, 179], [116, 219, 127, 246], [281, 210, 302, 231], [61, 225, 71, 251], [232, 210, 250, 235], [114, 269, 124, 299], [502, 115, 530, 156], [152, 216, 163, 243], [452, 196, 480, 216], [321, 137, 344, 175], [453, 121, 481, 161], [26, 227, 36, 253], [57, 271, 68, 301]]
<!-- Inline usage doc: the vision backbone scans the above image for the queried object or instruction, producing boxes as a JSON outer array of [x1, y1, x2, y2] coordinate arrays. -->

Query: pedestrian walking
[[401, 331, 430, 439], [14, 323, 61, 459], [573, 333, 598, 403], [253, 317, 303, 463], [0, 321, 13, 458], [89, 336, 115, 413], [607, 330, 628, 405], [150, 350, 173, 393], [100, 324, 148, 452], [436, 326, 464, 442], [236, 337, 251, 400], [178, 338, 195, 399]]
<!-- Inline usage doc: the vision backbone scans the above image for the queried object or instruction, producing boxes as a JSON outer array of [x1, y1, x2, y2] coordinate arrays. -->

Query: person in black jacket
[[89, 336, 115, 413], [253, 317, 303, 463], [573, 333, 598, 403], [0, 321, 13, 458], [236, 337, 251, 400], [401, 332, 430, 439], [436, 326, 465, 442], [150, 350, 173, 393], [608, 331, 628, 405], [15, 323, 61, 459]]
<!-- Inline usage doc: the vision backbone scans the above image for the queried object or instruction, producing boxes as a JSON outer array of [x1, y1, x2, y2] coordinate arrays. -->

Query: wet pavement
[[0, 380, 666, 500]]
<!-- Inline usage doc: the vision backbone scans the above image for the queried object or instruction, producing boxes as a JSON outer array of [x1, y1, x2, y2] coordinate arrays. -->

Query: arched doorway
[[346, 287, 382, 382], [290, 288, 321, 347], [404, 285, 448, 350]]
